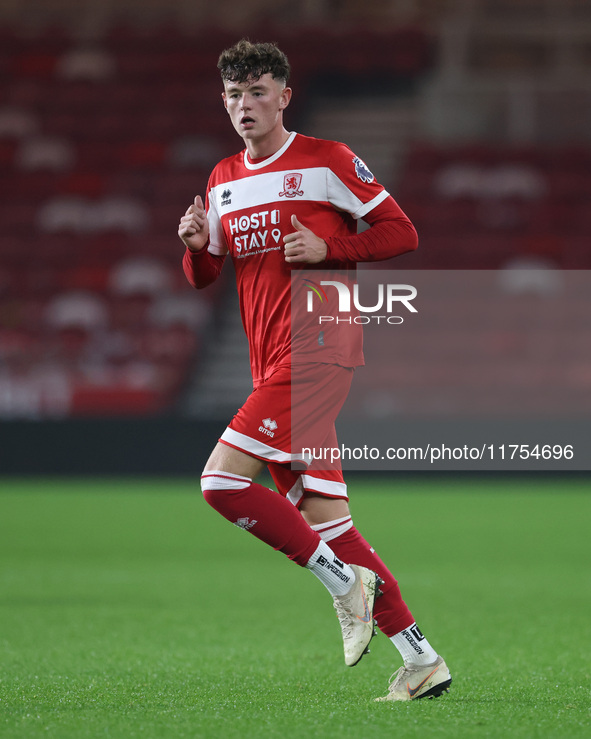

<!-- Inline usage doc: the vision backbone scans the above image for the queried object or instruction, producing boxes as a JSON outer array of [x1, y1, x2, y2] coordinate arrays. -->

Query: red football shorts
[[219, 362, 354, 506]]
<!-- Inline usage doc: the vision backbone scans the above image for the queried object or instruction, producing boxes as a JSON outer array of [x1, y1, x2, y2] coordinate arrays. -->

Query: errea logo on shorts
[[259, 418, 278, 437]]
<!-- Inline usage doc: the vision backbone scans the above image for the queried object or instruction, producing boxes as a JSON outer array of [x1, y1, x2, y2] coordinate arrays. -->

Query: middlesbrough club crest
[[279, 172, 304, 198]]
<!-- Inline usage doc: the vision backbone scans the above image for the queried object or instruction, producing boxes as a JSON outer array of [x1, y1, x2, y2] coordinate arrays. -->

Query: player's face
[[222, 74, 291, 149]]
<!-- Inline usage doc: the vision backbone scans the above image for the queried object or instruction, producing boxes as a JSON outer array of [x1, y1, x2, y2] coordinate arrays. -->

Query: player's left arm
[[283, 142, 417, 265], [324, 195, 418, 263], [282, 198, 417, 264]]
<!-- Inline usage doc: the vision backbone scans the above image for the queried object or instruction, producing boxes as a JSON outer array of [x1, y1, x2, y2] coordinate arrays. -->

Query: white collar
[[243, 131, 297, 170]]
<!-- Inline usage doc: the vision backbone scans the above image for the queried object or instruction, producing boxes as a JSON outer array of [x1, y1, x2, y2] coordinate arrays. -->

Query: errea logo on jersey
[[221, 189, 232, 206], [259, 418, 278, 437], [279, 172, 304, 198]]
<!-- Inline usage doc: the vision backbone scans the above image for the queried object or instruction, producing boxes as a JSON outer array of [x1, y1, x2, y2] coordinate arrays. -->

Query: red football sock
[[201, 472, 321, 567], [328, 526, 415, 637]]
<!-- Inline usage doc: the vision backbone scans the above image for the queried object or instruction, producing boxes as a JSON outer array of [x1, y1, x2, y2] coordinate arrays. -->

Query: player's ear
[[222, 92, 229, 112], [279, 86, 292, 111]]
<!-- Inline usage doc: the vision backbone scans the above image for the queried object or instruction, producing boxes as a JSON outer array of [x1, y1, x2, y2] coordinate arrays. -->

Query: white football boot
[[333, 564, 383, 667], [374, 655, 452, 701]]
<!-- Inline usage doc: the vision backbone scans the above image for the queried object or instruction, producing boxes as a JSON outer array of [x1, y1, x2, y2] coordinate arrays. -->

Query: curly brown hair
[[218, 39, 290, 85]]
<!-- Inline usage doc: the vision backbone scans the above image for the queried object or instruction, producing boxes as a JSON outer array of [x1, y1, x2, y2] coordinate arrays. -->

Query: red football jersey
[[205, 132, 390, 385]]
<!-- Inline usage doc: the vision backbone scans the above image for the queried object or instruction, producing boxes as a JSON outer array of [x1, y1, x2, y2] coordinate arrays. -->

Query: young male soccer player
[[178, 39, 451, 701]]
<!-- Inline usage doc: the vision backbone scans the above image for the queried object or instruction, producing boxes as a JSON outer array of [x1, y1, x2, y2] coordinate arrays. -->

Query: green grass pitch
[[1, 476, 590, 738]]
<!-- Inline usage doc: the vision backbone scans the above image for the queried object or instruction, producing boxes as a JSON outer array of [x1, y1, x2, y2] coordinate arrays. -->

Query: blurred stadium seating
[[0, 16, 434, 418], [1, 0, 590, 421], [392, 140, 591, 270]]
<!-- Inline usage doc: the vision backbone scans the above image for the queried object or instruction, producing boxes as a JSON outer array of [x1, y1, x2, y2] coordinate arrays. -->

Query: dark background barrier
[[0, 418, 225, 476], [2, 417, 589, 476]]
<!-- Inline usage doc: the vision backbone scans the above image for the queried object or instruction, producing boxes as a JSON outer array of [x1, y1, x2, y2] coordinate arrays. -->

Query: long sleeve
[[182, 245, 226, 289], [325, 196, 418, 263]]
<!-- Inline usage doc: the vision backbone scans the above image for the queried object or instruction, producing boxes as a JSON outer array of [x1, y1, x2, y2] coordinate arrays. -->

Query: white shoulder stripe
[[327, 170, 390, 220], [355, 189, 390, 219], [210, 168, 389, 220], [211, 167, 328, 215]]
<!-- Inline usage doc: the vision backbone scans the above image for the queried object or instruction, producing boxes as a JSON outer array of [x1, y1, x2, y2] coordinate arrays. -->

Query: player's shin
[[200, 471, 320, 566], [313, 521, 414, 636], [200, 472, 359, 596], [317, 520, 441, 666], [201, 474, 382, 666]]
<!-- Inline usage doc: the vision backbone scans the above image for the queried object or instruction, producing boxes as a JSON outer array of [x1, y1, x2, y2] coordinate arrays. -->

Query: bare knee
[[200, 442, 265, 502], [200, 466, 252, 507], [203, 442, 266, 478]]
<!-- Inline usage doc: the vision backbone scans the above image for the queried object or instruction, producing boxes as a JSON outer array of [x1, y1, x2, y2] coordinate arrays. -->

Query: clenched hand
[[283, 215, 327, 264], [178, 195, 210, 252]]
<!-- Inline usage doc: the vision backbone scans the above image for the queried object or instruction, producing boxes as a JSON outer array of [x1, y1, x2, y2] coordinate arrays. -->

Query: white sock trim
[[200, 470, 252, 492], [310, 516, 353, 542]]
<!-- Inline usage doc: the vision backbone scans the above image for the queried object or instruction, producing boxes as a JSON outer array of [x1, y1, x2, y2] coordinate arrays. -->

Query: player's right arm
[[180, 194, 226, 289]]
